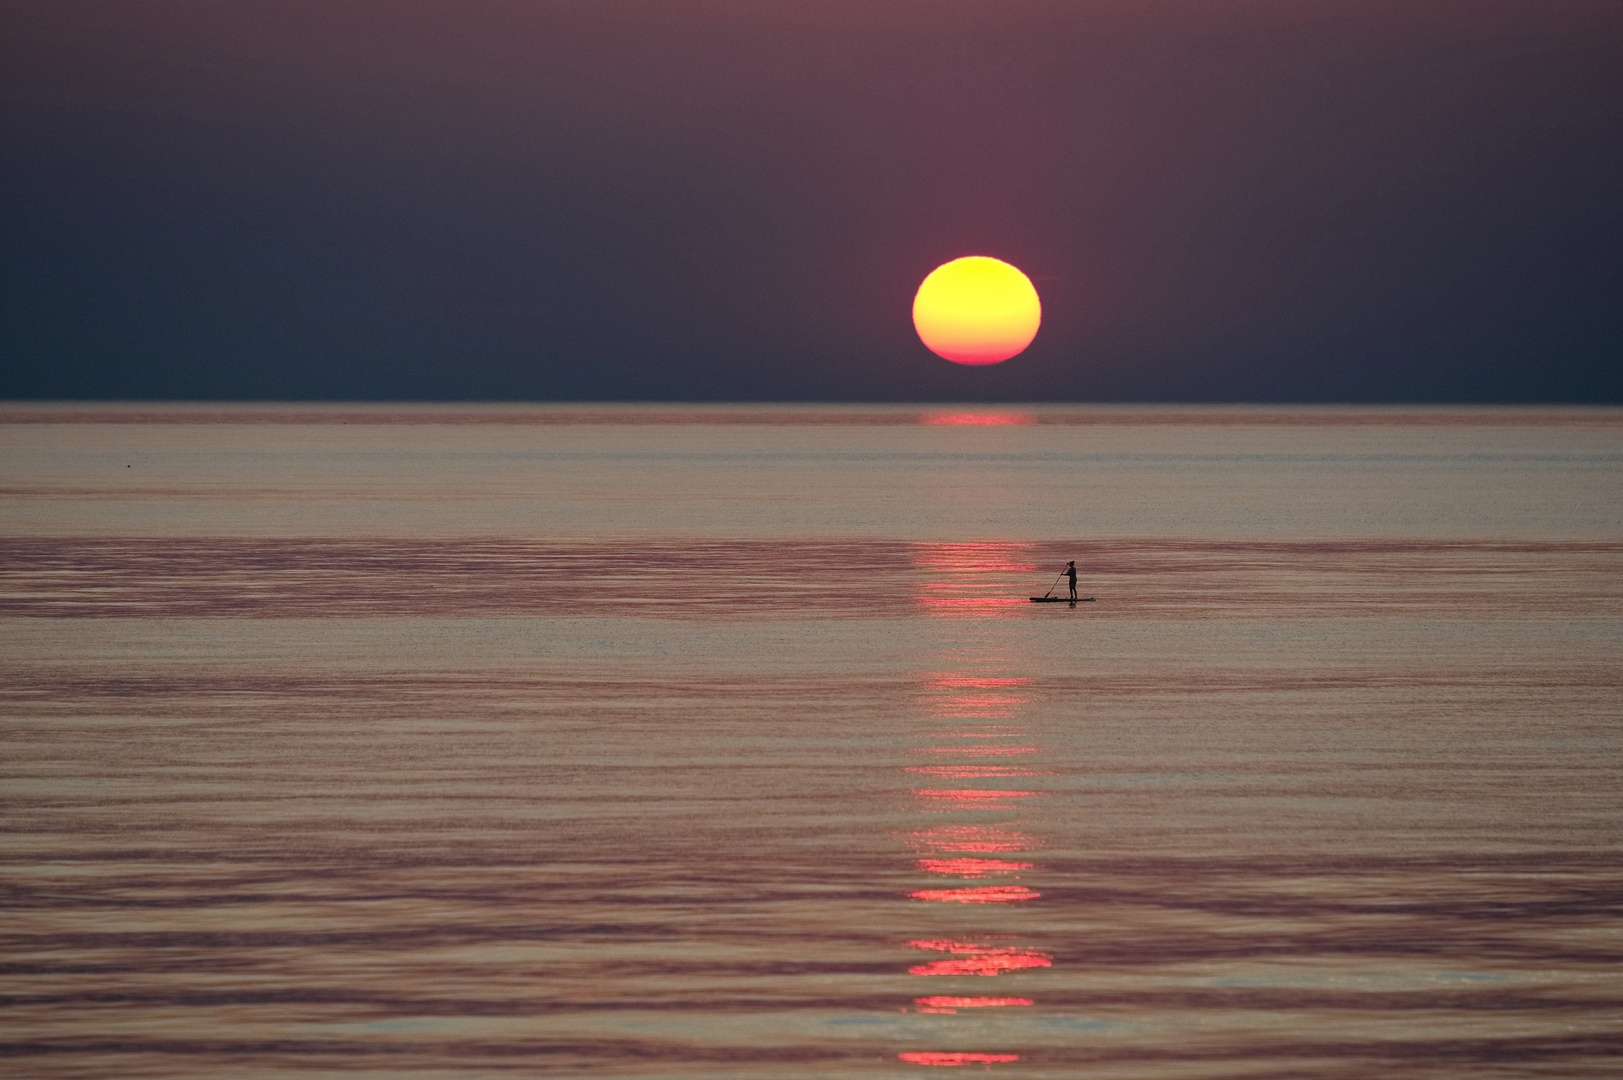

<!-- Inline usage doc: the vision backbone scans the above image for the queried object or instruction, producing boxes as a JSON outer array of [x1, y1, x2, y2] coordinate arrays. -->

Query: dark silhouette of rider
[[1065, 561, 1077, 601]]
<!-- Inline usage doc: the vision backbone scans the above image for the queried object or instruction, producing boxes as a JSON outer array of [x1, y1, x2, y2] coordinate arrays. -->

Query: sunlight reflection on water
[[3, 406, 1620, 1077], [901, 543, 1054, 1063], [919, 412, 1036, 427]]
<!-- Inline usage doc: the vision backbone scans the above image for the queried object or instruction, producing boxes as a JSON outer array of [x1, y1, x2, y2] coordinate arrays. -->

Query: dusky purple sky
[[4, 0, 1621, 401]]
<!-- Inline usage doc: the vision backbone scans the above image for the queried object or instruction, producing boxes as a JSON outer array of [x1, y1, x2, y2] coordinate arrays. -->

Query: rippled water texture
[[3, 404, 1622, 1078]]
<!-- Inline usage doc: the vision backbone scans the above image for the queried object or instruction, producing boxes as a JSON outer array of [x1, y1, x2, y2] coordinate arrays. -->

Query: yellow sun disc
[[912, 256, 1041, 365]]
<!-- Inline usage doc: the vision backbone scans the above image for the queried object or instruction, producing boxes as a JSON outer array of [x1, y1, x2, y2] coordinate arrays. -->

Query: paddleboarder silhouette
[[1030, 562, 1092, 603]]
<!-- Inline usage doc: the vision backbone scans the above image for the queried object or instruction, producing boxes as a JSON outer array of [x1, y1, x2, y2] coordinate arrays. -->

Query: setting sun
[[912, 256, 1041, 365]]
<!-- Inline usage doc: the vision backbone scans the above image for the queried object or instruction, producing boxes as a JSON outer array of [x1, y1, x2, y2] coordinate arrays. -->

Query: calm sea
[[3, 404, 1621, 1078]]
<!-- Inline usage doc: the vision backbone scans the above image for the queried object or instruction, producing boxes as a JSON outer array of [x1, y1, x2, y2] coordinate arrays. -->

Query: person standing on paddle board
[[1065, 561, 1077, 601]]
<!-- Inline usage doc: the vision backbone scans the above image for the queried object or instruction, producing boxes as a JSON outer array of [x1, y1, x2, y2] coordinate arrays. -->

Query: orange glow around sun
[[912, 256, 1041, 365]]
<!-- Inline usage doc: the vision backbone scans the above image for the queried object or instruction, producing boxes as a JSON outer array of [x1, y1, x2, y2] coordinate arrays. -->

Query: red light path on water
[[919, 678, 1031, 719], [925, 695, 1029, 718], [916, 857, 1033, 877], [906, 765, 1042, 780], [920, 412, 1035, 426], [902, 578, 1047, 1066], [911, 884, 1040, 903], [918, 597, 1026, 616], [911, 789, 1036, 806], [913, 544, 1037, 575], [898, 1051, 1022, 1065], [913, 996, 1033, 1014], [908, 940, 1053, 976], [911, 825, 1035, 853], [923, 676, 1030, 689], [914, 544, 1037, 619]]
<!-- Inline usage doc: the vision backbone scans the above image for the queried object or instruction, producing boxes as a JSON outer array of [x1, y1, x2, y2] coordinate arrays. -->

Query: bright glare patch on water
[[919, 411, 1035, 426]]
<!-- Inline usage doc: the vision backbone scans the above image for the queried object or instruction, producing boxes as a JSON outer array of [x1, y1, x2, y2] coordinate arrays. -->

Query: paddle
[[1040, 569, 1065, 599]]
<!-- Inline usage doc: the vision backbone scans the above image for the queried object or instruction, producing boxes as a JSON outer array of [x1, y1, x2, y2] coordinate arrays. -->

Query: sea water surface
[[2, 404, 1621, 1078]]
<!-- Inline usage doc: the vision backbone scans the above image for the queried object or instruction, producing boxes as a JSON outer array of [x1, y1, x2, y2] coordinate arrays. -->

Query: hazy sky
[[4, 1, 1621, 402]]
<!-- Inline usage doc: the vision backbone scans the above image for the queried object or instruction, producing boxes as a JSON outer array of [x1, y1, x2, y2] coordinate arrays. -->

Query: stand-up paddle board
[[1030, 596, 1095, 603]]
